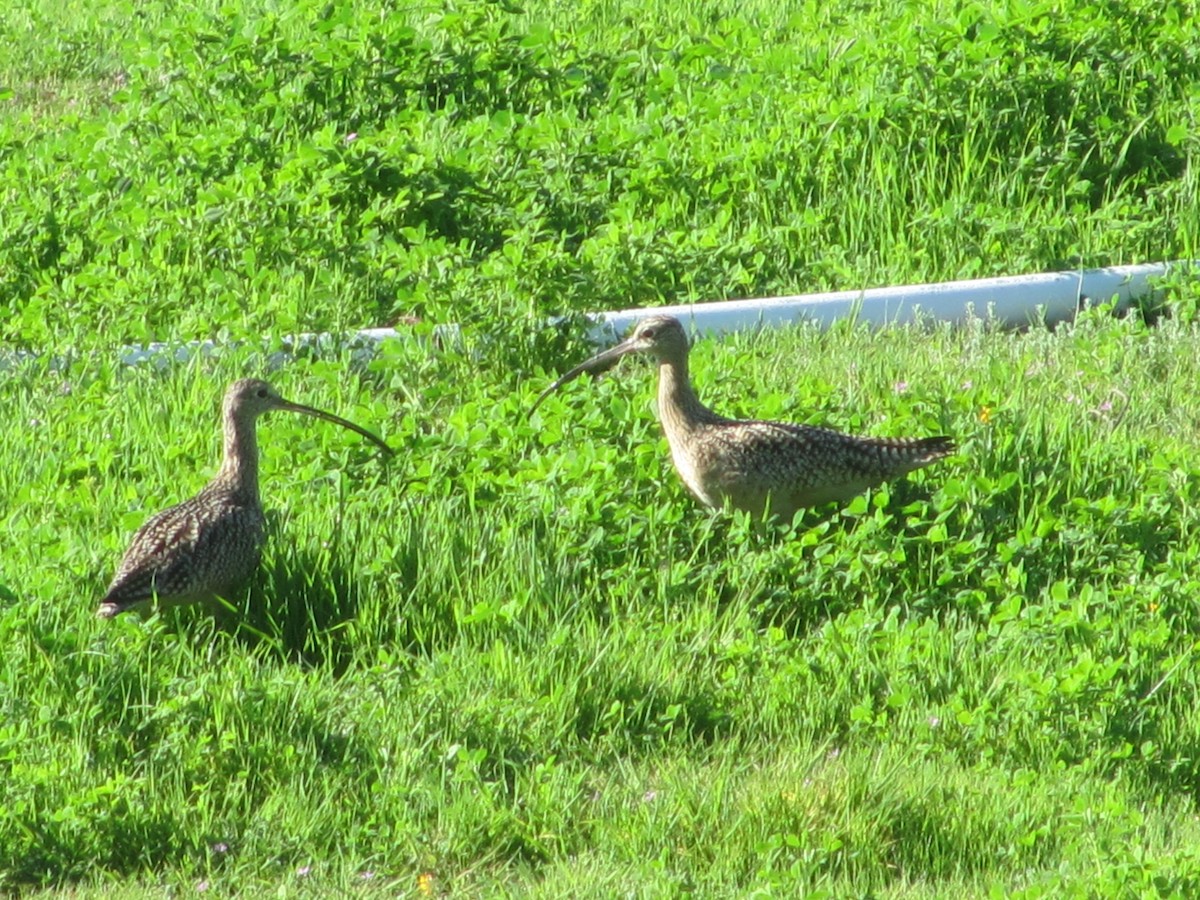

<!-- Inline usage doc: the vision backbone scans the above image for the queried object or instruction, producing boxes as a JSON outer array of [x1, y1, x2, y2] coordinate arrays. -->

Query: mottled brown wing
[[702, 420, 953, 514], [98, 495, 265, 616], [738, 420, 950, 472]]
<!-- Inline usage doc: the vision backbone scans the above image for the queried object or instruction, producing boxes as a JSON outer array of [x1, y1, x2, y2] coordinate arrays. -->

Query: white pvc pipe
[[586, 261, 1182, 343], [0, 262, 1187, 372], [114, 326, 423, 370]]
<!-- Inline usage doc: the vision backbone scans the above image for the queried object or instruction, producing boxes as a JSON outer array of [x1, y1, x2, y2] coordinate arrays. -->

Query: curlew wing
[[97, 494, 265, 617], [686, 420, 954, 515]]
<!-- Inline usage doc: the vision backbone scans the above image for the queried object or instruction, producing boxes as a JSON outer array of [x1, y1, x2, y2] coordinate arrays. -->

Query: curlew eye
[[256, 388, 269, 398], [641, 327, 656, 339]]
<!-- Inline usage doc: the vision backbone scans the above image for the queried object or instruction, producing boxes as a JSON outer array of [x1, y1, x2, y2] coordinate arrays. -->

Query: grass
[[6, 308, 1200, 896], [1, 0, 1196, 346], [3, 0, 1200, 896]]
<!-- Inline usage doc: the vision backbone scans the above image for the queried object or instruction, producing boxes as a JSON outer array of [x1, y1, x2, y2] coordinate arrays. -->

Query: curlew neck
[[212, 406, 262, 505], [655, 352, 725, 435]]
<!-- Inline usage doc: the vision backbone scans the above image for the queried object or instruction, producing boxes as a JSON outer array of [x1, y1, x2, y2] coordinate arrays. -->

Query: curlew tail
[[859, 434, 957, 471]]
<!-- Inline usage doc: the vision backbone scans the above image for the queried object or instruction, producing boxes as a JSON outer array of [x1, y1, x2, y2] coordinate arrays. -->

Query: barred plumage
[[532, 315, 954, 521], [97, 378, 392, 619]]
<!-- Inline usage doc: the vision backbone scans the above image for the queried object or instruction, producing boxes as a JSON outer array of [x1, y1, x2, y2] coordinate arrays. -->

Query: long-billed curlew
[[532, 315, 955, 521], [96, 378, 392, 619]]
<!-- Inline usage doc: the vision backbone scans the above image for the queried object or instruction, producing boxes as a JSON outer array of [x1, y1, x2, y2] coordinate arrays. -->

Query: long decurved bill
[[530, 337, 642, 415], [280, 400, 394, 457]]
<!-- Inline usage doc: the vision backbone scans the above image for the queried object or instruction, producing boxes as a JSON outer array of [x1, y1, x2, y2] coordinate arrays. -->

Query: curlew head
[[225, 378, 393, 456], [531, 315, 690, 414]]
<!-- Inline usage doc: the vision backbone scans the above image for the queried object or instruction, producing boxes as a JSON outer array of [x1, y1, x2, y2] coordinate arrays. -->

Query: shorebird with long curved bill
[[532, 315, 954, 521], [97, 378, 392, 619]]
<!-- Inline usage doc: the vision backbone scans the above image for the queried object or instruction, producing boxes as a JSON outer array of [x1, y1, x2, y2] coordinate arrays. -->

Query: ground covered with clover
[[2, 0, 1200, 896]]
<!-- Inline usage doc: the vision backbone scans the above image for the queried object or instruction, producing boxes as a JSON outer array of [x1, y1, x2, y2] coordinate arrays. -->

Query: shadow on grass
[[571, 675, 734, 752], [211, 511, 457, 674], [215, 543, 366, 675], [721, 487, 944, 640], [1103, 682, 1200, 802]]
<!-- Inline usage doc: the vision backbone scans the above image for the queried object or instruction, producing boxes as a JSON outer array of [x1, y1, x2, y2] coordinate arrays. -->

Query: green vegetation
[[2, 0, 1196, 346], [2, 0, 1200, 896]]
